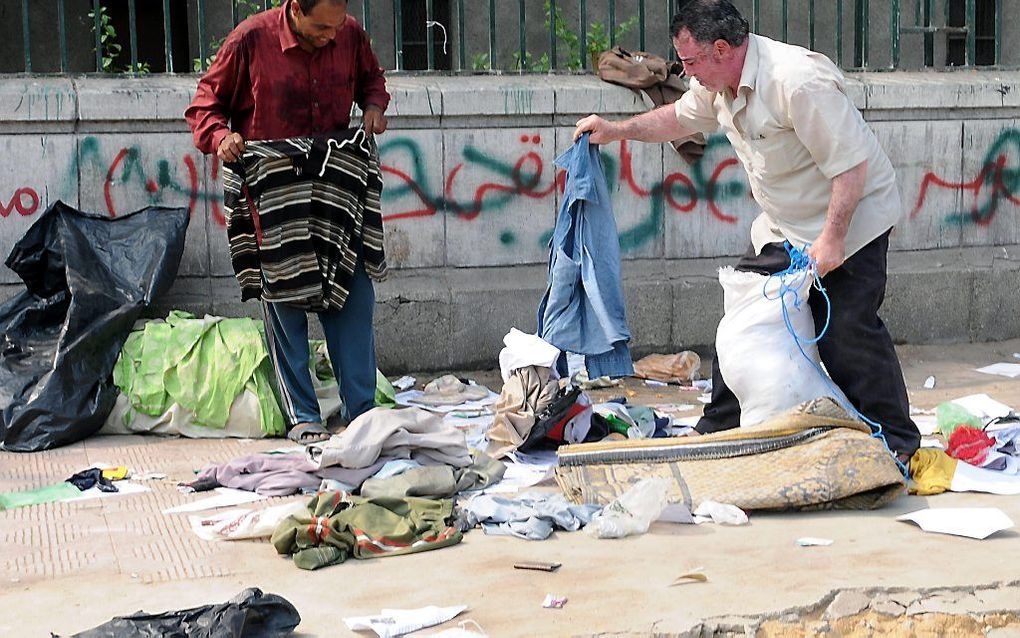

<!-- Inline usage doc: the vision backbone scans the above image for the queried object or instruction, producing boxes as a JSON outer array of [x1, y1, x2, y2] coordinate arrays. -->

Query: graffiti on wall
[[380, 132, 749, 251], [1, 188, 40, 218], [912, 128, 1020, 226]]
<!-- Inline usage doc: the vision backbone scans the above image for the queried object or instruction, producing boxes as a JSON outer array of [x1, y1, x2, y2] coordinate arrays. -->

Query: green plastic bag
[[0, 482, 81, 510], [936, 402, 983, 438]]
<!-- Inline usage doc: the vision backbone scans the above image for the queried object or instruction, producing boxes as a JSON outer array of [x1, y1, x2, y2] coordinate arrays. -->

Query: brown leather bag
[[596, 46, 706, 164]]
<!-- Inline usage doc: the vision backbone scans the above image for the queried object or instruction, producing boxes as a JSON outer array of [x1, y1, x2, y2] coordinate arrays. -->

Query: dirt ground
[[2, 340, 1020, 637]]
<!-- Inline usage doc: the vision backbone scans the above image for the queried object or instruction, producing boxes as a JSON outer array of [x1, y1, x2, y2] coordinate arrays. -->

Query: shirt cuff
[[210, 128, 231, 153]]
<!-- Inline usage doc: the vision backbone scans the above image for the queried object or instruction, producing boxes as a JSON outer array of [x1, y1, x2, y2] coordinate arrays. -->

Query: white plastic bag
[[587, 478, 671, 539], [715, 267, 849, 426], [693, 500, 749, 526]]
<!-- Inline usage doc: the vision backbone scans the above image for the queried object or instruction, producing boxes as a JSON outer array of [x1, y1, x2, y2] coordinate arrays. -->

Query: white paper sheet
[[187, 501, 307, 541], [796, 537, 834, 546], [896, 507, 1015, 539], [951, 394, 1014, 420], [920, 437, 945, 449], [63, 480, 151, 502], [163, 487, 265, 514], [951, 462, 1020, 495], [914, 415, 938, 436], [344, 605, 468, 638], [975, 363, 1020, 379]]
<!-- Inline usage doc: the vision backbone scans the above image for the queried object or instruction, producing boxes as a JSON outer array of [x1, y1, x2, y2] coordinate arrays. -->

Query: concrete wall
[[1, 72, 1019, 372]]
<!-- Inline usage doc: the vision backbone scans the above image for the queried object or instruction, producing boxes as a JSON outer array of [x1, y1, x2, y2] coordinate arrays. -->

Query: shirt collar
[[737, 33, 760, 93], [278, 1, 301, 52]]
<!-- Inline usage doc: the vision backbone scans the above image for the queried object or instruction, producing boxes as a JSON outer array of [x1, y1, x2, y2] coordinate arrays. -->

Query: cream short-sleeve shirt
[[675, 34, 901, 256]]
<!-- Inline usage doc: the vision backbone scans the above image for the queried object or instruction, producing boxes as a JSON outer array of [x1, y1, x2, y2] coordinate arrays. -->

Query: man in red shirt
[[185, 0, 390, 443]]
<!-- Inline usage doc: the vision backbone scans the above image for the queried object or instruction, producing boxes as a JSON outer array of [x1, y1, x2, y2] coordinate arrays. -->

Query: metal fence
[[8, 0, 1008, 75]]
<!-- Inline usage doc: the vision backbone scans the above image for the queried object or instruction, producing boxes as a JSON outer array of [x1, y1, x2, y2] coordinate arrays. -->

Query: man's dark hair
[[295, 0, 347, 13], [670, 0, 749, 47]]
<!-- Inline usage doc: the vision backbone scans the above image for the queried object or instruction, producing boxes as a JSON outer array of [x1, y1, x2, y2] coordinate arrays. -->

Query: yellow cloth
[[101, 466, 129, 481], [909, 449, 958, 495]]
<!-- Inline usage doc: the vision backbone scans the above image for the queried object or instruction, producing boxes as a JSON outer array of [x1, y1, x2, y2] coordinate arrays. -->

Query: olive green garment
[[271, 490, 462, 570]]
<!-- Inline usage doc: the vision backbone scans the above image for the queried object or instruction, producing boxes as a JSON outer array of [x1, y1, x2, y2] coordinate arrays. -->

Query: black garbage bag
[[0, 201, 188, 452], [55, 588, 301, 638]]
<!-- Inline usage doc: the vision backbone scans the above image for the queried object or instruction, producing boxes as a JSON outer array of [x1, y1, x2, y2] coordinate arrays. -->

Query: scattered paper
[[644, 379, 668, 387], [796, 537, 834, 547], [163, 487, 265, 514], [63, 480, 151, 503], [923, 376, 936, 389], [187, 501, 307, 541], [693, 379, 712, 393], [392, 375, 417, 391], [344, 605, 468, 638], [910, 405, 936, 416], [920, 437, 945, 449], [951, 394, 1014, 420], [131, 472, 167, 481], [670, 568, 708, 586], [975, 363, 1020, 379], [951, 462, 1020, 495], [697, 393, 712, 404], [896, 507, 1015, 540], [913, 414, 938, 436], [1014, 353, 1020, 360], [541, 594, 567, 609]]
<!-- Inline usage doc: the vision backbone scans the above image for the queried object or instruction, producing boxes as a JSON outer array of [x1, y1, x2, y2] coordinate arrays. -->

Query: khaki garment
[[632, 352, 702, 384], [674, 33, 902, 258], [306, 407, 472, 470], [487, 366, 559, 459]]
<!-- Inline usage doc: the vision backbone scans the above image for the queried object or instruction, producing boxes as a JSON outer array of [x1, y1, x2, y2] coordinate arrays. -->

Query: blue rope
[[764, 242, 909, 477]]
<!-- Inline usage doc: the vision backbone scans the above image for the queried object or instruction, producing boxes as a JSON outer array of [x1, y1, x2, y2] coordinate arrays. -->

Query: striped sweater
[[221, 128, 386, 312]]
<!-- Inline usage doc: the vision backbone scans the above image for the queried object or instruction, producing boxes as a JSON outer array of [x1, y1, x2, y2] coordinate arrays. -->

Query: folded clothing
[[271, 490, 462, 570]]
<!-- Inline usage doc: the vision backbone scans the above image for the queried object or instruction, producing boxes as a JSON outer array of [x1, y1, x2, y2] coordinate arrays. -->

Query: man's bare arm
[[808, 160, 868, 276], [573, 105, 697, 144]]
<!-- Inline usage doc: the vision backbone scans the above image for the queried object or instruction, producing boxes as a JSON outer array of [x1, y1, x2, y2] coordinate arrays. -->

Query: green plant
[[513, 51, 551, 73], [88, 4, 121, 72], [542, 2, 640, 71], [470, 52, 491, 71], [194, 0, 282, 72], [125, 61, 151, 74]]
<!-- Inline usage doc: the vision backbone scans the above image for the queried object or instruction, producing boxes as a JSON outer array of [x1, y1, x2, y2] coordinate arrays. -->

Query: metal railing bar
[[128, 0, 139, 71]]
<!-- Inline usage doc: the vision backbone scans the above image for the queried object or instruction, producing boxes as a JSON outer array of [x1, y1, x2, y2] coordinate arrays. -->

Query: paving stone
[[872, 600, 907, 616], [973, 587, 1020, 614], [825, 590, 872, 620], [888, 590, 922, 607]]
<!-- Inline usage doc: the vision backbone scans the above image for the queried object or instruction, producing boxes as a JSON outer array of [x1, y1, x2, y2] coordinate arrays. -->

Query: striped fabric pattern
[[222, 128, 386, 312]]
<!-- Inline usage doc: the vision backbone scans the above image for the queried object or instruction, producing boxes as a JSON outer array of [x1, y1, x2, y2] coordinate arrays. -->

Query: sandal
[[287, 422, 331, 444]]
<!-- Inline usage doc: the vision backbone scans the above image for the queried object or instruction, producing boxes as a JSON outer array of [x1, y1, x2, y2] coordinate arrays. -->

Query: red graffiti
[[0, 188, 40, 218], [210, 157, 226, 227], [912, 154, 1020, 225]]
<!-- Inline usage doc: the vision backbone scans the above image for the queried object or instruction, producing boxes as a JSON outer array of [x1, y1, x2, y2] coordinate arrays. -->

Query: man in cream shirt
[[574, 0, 920, 458]]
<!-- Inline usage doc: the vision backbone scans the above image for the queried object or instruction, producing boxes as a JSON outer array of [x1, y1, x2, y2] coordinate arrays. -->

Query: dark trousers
[[696, 231, 921, 456]]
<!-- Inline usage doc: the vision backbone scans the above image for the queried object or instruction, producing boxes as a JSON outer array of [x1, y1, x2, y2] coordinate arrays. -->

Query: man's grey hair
[[295, 0, 348, 14], [669, 0, 750, 47]]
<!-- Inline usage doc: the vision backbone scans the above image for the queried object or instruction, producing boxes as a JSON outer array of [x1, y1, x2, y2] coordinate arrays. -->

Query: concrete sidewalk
[[3, 340, 1020, 637]]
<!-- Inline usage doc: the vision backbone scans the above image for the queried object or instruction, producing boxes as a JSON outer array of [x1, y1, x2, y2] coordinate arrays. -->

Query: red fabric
[[546, 402, 587, 443], [947, 425, 995, 465], [185, 0, 390, 155]]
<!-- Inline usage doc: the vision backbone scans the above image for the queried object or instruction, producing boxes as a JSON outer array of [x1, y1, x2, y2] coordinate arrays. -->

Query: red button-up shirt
[[185, 1, 390, 155]]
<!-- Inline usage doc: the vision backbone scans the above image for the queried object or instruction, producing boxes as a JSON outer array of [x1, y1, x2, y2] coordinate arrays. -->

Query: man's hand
[[363, 107, 388, 135], [217, 132, 246, 163], [807, 232, 846, 278], [573, 115, 620, 144]]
